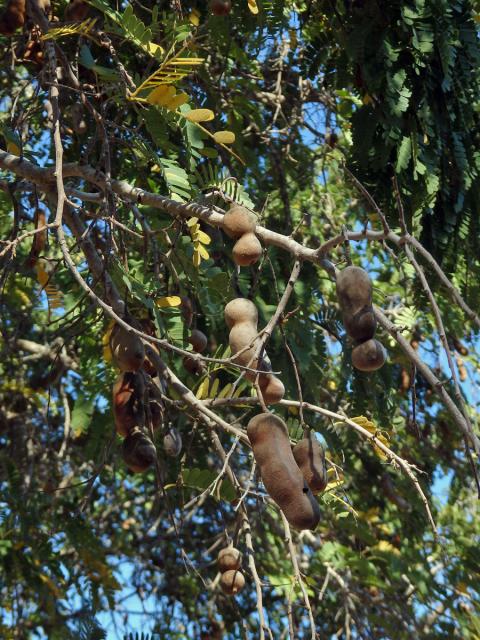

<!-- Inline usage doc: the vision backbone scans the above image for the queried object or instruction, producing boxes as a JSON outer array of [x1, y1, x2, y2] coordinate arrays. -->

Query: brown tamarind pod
[[258, 373, 285, 405], [336, 266, 376, 341], [220, 569, 245, 595], [456, 356, 468, 382], [70, 102, 87, 135], [232, 233, 262, 267], [163, 428, 182, 457], [64, 0, 89, 21], [0, 0, 25, 35], [180, 296, 194, 327], [351, 339, 386, 372], [400, 368, 410, 392], [292, 433, 327, 495], [183, 355, 204, 375], [122, 428, 157, 473], [222, 204, 256, 239], [210, 0, 231, 16], [247, 413, 321, 530], [110, 323, 145, 372], [112, 372, 145, 437], [139, 318, 159, 377], [189, 329, 208, 353], [224, 298, 258, 329], [217, 546, 241, 572]]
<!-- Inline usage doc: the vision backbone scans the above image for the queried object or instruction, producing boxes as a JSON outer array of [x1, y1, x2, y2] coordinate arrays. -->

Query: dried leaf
[[184, 109, 215, 123], [213, 130, 236, 144]]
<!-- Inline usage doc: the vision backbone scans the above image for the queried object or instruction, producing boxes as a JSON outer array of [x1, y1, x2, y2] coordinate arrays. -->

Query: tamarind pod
[[26, 208, 46, 268], [232, 233, 262, 267], [222, 204, 256, 239], [110, 323, 145, 372], [189, 329, 208, 353], [247, 413, 321, 530], [163, 428, 182, 457], [210, 0, 232, 17], [122, 428, 157, 473], [220, 569, 245, 595], [139, 318, 158, 376], [64, 0, 89, 21], [292, 434, 327, 494], [112, 372, 145, 437], [180, 296, 193, 327], [183, 355, 204, 375], [351, 339, 386, 372], [336, 266, 372, 310], [224, 298, 258, 330], [70, 103, 87, 135], [258, 373, 285, 405], [343, 305, 377, 342], [229, 322, 260, 367], [217, 546, 241, 572], [0, 0, 25, 35]]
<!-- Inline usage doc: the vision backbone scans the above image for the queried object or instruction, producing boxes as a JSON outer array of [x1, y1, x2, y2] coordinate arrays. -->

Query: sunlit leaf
[[155, 295, 182, 308], [213, 130, 236, 144], [184, 109, 215, 123]]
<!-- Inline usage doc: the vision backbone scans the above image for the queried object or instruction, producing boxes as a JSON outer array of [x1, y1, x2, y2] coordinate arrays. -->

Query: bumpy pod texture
[[222, 205, 256, 239], [247, 413, 320, 530], [351, 339, 386, 371], [232, 233, 262, 267], [0, 0, 25, 35], [336, 266, 377, 342], [220, 569, 245, 595], [112, 372, 145, 437], [292, 433, 328, 495], [217, 547, 241, 573], [110, 323, 145, 372], [122, 428, 157, 473]]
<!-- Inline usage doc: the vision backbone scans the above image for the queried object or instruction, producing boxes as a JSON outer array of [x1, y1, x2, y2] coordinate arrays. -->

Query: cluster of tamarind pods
[[217, 546, 245, 596]]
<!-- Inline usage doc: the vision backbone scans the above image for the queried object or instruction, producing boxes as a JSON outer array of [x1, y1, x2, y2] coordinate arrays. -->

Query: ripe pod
[[210, 0, 231, 16], [292, 433, 327, 495], [112, 372, 145, 437], [258, 373, 285, 405], [232, 233, 262, 267], [140, 318, 159, 377], [224, 298, 258, 329], [217, 546, 241, 573], [163, 428, 182, 457], [110, 323, 145, 372], [220, 569, 245, 595], [247, 413, 321, 530], [223, 205, 256, 239], [336, 266, 376, 341], [189, 329, 208, 354], [180, 296, 194, 328], [122, 428, 157, 473], [70, 103, 87, 135], [183, 355, 203, 375], [351, 339, 386, 372], [0, 0, 26, 35]]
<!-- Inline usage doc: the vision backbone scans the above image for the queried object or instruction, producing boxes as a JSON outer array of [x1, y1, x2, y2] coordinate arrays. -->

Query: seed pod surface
[[223, 205, 256, 239], [293, 434, 327, 494], [351, 339, 386, 372], [336, 266, 372, 318], [232, 233, 262, 267], [163, 428, 182, 457], [247, 413, 321, 530], [258, 374, 285, 405], [122, 428, 157, 473], [220, 569, 245, 595], [110, 323, 145, 372], [189, 329, 208, 353], [112, 372, 145, 436], [343, 306, 377, 342], [224, 298, 258, 329], [217, 546, 241, 572]]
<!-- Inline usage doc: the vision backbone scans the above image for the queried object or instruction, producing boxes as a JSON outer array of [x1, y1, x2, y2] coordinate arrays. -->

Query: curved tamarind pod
[[217, 546, 241, 572], [222, 204, 256, 239], [0, 0, 25, 35], [146, 378, 164, 430], [189, 329, 208, 353], [183, 355, 204, 375], [220, 569, 245, 595], [351, 339, 386, 372], [163, 428, 182, 457], [247, 413, 321, 530], [110, 322, 145, 372], [224, 298, 258, 330], [122, 428, 157, 473], [292, 433, 327, 495], [232, 232, 262, 267], [336, 266, 376, 341], [258, 373, 285, 405], [64, 0, 89, 21], [112, 372, 145, 437], [139, 318, 159, 377]]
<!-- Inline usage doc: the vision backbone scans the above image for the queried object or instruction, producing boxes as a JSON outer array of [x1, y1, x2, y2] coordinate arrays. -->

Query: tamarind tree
[[1, 1, 480, 638]]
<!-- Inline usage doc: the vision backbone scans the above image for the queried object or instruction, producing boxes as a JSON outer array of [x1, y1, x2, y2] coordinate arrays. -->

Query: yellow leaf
[[147, 84, 176, 106], [248, 0, 259, 14], [325, 479, 344, 492], [7, 141, 21, 156], [374, 540, 400, 556], [197, 244, 210, 260], [155, 295, 182, 308], [195, 230, 211, 245], [213, 130, 236, 144], [184, 109, 215, 123], [193, 250, 201, 268], [189, 8, 201, 26], [209, 378, 220, 398], [196, 378, 209, 399], [166, 92, 189, 110], [145, 41, 164, 57], [187, 217, 199, 227], [218, 383, 232, 399]]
